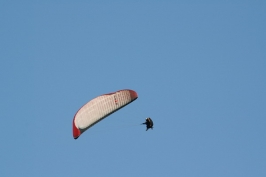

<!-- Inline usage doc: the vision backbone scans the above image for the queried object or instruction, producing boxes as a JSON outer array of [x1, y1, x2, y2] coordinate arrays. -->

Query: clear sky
[[1, 1, 265, 177]]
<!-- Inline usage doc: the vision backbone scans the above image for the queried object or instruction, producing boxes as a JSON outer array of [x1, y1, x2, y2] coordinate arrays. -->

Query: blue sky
[[1, 1, 265, 177]]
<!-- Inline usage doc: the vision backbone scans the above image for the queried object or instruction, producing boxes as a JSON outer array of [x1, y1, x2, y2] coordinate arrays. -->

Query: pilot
[[142, 117, 153, 131]]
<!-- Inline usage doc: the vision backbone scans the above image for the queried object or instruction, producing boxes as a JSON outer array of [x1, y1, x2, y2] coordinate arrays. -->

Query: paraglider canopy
[[73, 89, 138, 139]]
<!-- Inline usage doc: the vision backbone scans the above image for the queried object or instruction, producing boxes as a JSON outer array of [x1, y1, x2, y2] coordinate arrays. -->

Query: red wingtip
[[73, 119, 81, 139], [129, 90, 138, 100]]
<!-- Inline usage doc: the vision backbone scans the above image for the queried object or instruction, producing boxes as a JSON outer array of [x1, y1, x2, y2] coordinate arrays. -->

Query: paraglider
[[72, 89, 138, 139], [142, 117, 153, 131]]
